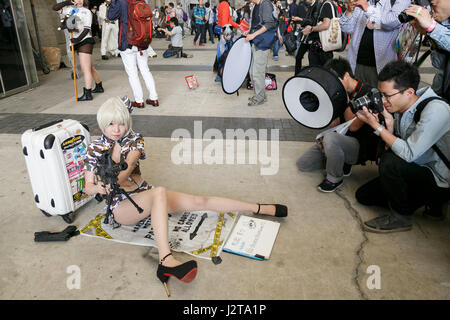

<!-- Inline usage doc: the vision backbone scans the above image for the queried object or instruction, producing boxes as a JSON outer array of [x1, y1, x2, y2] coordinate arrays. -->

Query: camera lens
[[398, 11, 415, 23], [350, 96, 370, 114]]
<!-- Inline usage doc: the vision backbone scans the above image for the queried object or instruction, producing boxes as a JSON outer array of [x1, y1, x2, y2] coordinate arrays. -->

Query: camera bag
[[21, 119, 93, 223], [284, 31, 298, 54]]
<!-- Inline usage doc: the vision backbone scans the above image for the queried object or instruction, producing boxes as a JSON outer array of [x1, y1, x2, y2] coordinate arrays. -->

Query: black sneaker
[[364, 214, 412, 233], [343, 163, 352, 177], [318, 179, 343, 193], [101, 55, 109, 60]]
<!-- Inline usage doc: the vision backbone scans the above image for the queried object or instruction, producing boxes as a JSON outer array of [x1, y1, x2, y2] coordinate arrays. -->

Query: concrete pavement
[[0, 35, 449, 300]]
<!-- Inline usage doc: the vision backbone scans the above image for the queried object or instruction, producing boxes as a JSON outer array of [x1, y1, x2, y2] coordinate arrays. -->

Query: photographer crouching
[[403, 0, 450, 101], [355, 61, 450, 233], [297, 58, 383, 193]]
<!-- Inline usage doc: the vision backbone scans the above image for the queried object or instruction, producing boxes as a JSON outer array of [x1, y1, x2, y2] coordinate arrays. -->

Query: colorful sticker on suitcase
[[62, 135, 90, 209]]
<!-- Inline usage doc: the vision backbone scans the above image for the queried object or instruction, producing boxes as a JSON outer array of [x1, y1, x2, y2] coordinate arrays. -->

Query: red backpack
[[126, 0, 153, 49]]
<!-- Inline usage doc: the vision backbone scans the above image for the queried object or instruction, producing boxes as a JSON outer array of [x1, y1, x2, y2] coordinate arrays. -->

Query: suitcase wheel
[[40, 209, 52, 217], [62, 213, 73, 224]]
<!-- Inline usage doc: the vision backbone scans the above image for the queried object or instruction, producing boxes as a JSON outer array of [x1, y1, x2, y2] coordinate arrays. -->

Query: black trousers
[[194, 24, 206, 43], [356, 152, 450, 216], [308, 45, 333, 68], [294, 42, 310, 75]]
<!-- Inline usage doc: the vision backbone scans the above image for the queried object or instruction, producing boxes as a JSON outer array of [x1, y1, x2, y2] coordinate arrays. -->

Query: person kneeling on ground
[[354, 61, 450, 233], [83, 97, 288, 295], [297, 57, 382, 193], [213, 24, 236, 82], [159, 17, 193, 58]]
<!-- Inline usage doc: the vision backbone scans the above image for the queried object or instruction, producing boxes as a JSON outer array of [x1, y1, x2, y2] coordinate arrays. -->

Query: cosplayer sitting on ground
[[158, 17, 193, 58], [213, 24, 236, 82], [53, 0, 104, 101], [83, 97, 288, 294]]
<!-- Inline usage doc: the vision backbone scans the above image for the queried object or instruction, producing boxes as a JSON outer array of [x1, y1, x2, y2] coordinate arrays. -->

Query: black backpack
[[413, 97, 450, 169], [284, 32, 298, 54]]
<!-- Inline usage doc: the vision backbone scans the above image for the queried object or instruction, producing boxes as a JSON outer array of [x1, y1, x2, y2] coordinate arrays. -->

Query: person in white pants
[[108, 0, 159, 108], [120, 46, 159, 107], [98, 0, 119, 59]]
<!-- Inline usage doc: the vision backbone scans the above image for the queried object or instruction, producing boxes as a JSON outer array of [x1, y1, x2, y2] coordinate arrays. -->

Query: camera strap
[[413, 97, 450, 170], [349, 81, 364, 100]]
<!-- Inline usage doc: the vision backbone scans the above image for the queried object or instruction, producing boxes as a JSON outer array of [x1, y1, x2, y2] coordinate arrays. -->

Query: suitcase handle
[[33, 119, 64, 131]]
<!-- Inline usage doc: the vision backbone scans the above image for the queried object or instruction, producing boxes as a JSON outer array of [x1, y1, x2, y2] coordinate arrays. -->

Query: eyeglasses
[[380, 89, 407, 101]]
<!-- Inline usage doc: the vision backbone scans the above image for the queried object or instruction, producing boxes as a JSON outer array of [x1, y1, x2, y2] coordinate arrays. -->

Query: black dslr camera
[[349, 88, 384, 114], [398, 0, 430, 23]]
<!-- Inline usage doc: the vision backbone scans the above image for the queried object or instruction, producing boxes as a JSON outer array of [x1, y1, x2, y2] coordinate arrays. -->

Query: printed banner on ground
[[80, 210, 239, 260]]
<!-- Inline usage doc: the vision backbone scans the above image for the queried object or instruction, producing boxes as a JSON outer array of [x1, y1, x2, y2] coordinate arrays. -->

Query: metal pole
[[70, 32, 78, 102], [0, 71, 6, 97]]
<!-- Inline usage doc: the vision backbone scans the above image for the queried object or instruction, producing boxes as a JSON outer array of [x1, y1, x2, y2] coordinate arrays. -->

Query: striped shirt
[[339, 0, 411, 74]]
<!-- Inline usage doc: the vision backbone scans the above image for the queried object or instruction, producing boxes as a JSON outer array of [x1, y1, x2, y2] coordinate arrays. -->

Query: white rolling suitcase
[[21, 119, 94, 223]]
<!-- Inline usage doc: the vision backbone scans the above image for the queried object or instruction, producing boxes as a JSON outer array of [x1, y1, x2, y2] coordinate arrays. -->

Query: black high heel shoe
[[254, 204, 288, 217], [156, 253, 198, 297]]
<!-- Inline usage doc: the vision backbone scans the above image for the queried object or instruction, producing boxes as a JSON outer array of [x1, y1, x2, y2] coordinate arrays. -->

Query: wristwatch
[[373, 125, 384, 136]]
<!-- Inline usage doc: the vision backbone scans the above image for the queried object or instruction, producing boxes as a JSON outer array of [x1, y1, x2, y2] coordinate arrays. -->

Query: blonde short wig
[[97, 97, 132, 135]]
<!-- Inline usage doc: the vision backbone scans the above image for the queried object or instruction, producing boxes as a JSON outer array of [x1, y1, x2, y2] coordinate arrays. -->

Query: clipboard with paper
[[222, 215, 280, 261]]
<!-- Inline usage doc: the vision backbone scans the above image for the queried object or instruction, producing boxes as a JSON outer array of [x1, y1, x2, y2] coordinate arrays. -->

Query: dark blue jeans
[[272, 37, 283, 57], [207, 23, 214, 42]]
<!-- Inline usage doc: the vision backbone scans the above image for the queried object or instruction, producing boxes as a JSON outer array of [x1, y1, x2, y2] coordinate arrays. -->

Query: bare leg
[[112, 188, 277, 268], [91, 65, 101, 84], [78, 52, 93, 89], [112, 187, 181, 267], [166, 191, 276, 216]]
